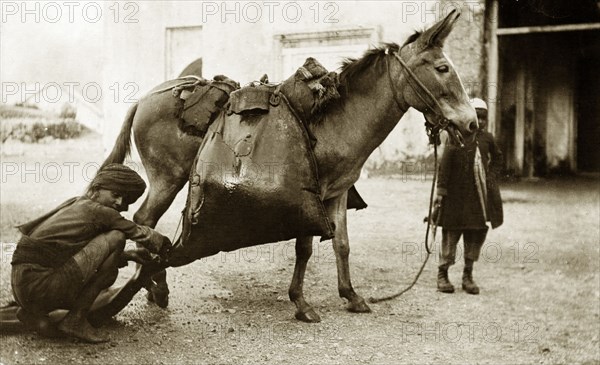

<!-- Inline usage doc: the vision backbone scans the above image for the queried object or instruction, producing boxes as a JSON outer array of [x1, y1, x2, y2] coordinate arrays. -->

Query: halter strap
[[385, 46, 455, 144]]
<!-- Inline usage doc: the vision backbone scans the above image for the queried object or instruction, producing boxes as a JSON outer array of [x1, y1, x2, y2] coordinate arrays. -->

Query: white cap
[[470, 97, 487, 110]]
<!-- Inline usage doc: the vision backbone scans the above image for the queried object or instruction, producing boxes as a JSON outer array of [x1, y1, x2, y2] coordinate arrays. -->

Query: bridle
[[385, 46, 465, 147]]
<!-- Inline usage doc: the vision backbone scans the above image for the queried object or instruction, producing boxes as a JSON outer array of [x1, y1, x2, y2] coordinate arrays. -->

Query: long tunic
[[437, 131, 504, 230]]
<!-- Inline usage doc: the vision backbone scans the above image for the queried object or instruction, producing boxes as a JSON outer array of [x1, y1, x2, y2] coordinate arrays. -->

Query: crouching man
[[10, 163, 170, 343]]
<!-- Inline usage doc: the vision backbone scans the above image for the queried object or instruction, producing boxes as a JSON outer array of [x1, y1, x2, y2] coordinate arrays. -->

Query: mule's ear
[[418, 8, 461, 48]]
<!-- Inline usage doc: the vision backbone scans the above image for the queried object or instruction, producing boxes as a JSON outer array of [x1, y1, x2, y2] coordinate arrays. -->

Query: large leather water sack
[[172, 97, 334, 264]]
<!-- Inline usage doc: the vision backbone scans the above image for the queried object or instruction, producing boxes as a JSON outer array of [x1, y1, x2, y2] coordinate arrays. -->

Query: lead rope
[[171, 214, 183, 243], [369, 141, 439, 303]]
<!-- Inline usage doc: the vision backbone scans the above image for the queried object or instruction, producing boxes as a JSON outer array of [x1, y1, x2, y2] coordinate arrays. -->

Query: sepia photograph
[[1, 1, 599, 364]]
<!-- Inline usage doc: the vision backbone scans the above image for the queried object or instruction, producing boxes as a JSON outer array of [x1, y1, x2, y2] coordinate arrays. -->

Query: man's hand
[[143, 230, 171, 254], [423, 195, 444, 224], [121, 248, 159, 266]]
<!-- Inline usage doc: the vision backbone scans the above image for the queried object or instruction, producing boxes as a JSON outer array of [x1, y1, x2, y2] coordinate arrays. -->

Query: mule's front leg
[[133, 174, 189, 308], [145, 268, 170, 308], [289, 236, 321, 323], [326, 192, 371, 313]]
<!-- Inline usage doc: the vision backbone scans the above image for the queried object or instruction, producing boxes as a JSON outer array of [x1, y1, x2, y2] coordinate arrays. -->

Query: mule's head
[[396, 9, 478, 143]]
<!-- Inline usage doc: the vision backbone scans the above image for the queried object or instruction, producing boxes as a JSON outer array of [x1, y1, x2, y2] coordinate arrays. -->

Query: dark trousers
[[439, 228, 488, 268], [12, 232, 113, 313]]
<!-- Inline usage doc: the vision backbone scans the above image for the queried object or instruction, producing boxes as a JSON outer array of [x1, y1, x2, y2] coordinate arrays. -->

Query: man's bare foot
[[0, 305, 23, 332], [58, 315, 109, 343], [16, 308, 63, 338]]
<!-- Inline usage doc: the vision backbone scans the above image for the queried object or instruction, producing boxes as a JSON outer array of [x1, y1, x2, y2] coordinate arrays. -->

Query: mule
[[89, 9, 478, 324]]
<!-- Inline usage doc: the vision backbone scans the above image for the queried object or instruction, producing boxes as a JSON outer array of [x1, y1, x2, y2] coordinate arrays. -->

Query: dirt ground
[[1, 134, 598, 365]]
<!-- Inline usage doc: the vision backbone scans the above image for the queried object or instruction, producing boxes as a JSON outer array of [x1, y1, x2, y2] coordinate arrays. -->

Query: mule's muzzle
[[467, 121, 478, 133]]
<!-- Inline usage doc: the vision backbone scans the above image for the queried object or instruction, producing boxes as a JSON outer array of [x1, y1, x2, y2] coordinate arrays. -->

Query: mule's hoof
[[295, 308, 321, 323], [146, 286, 169, 309], [347, 299, 371, 313]]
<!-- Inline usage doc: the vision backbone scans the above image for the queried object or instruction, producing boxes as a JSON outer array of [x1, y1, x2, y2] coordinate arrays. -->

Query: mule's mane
[[312, 32, 422, 123], [337, 43, 399, 91], [338, 31, 422, 90]]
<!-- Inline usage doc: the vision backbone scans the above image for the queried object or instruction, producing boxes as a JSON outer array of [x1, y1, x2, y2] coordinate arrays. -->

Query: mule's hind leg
[[289, 236, 321, 323], [325, 192, 371, 313]]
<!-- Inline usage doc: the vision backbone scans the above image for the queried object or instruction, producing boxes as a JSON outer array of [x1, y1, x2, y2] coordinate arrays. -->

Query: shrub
[[46, 121, 85, 139], [14, 102, 39, 110], [59, 104, 77, 119], [1, 119, 88, 143], [30, 123, 48, 142], [0, 104, 47, 119]]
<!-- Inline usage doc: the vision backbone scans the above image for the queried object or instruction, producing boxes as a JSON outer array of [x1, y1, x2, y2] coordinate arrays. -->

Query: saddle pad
[[172, 98, 334, 263], [228, 86, 273, 115], [180, 79, 239, 136]]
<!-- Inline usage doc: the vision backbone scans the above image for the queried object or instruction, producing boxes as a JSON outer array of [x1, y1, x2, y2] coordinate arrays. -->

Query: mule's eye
[[436, 65, 449, 73]]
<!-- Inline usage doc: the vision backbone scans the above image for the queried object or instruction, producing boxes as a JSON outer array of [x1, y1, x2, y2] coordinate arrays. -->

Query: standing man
[[11, 163, 170, 342], [435, 98, 503, 294]]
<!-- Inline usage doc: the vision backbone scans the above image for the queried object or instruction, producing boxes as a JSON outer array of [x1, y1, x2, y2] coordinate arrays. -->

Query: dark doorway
[[575, 33, 600, 172]]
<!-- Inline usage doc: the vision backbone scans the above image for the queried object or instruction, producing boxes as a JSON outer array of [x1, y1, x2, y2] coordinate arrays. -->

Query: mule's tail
[[99, 103, 138, 170]]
